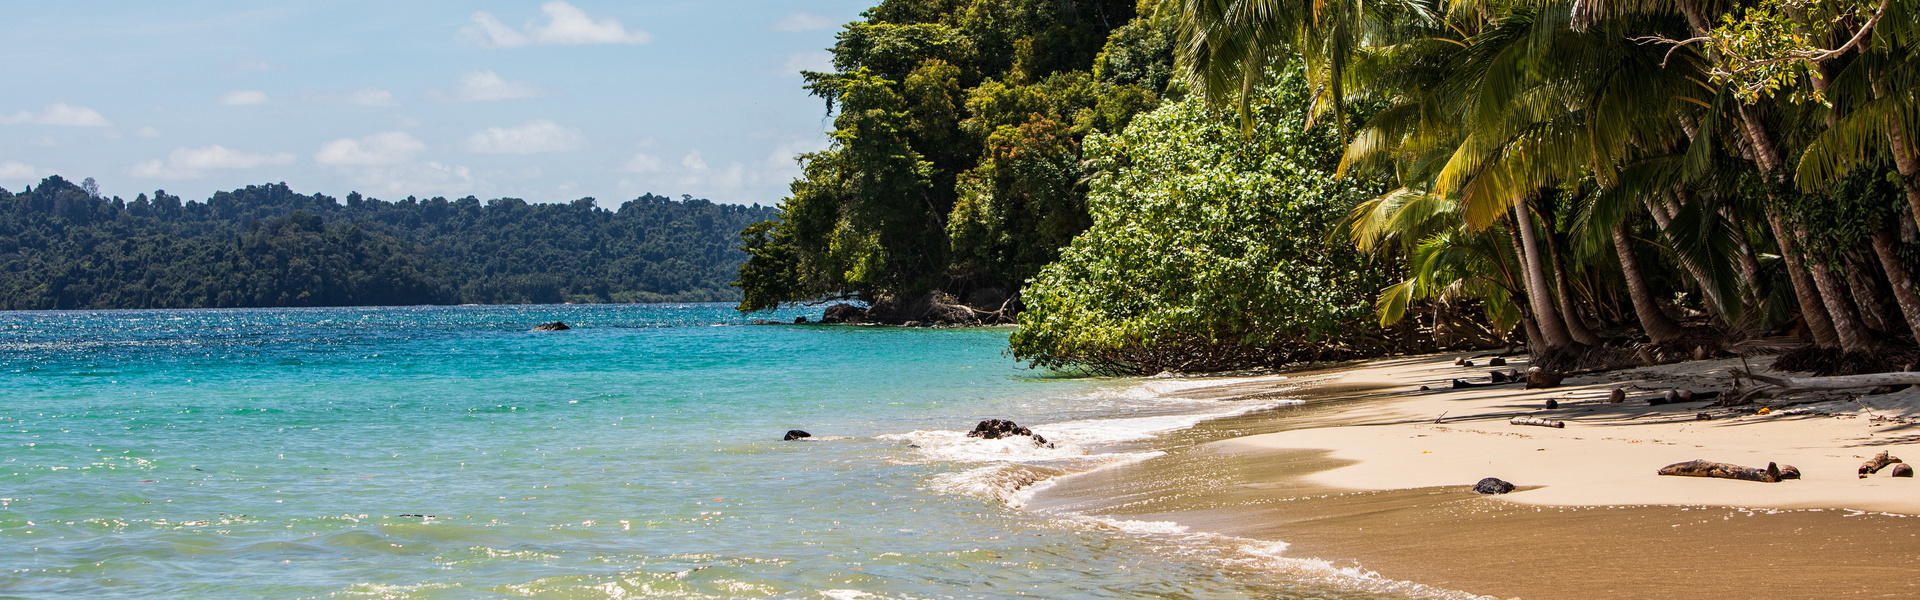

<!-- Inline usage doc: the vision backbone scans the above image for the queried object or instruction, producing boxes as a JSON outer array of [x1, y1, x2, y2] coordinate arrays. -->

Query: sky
[[0, 1, 873, 206]]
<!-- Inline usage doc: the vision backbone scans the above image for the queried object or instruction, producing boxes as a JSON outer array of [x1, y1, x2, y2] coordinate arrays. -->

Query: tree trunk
[[1883, 94, 1920, 229], [1718, 205, 1767, 303], [1513, 197, 1576, 349], [1845, 251, 1894, 333], [1872, 228, 1920, 340], [1764, 208, 1842, 347], [1541, 207, 1603, 346], [1643, 194, 1729, 317], [1797, 225, 1874, 352], [1614, 221, 1687, 344]]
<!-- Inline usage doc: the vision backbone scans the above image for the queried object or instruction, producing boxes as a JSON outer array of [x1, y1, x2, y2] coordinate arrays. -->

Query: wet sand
[[1027, 356, 1920, 599]]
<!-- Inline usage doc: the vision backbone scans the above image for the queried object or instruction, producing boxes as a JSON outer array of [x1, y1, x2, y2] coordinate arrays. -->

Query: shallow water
[[1, 304, 1446, 599]]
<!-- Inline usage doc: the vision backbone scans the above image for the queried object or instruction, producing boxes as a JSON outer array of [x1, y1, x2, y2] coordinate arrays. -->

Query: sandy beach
[[1027, 353, 1920, 599]]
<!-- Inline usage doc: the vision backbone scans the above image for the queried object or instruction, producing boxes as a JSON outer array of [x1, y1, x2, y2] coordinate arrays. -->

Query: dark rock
[[1489, 357, 1507, 366], [967, 419, 1033, 440], [794, 316, 809, 324], [1778, 464, 1801, 480], [1696, 412, 1713, 421], [1524, 367, 1564, 389], [1544, 399, 1559, 409], [750, 319, 780, 325], [531, 322, 570, 332], [1894, 464, 1914, 478], [821, 303, 868, 324], [1608, 388, 1626, 403], [1419, 385, 1431, 391], [1472, 477, 1516, 495], [783, 430, 811, 441], [1490, 370, 1511, 384]]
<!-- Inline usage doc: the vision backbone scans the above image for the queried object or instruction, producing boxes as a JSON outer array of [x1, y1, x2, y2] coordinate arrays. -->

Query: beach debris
[[783, 430, 812, 441], [1657, 460, 1795, 483], [1455, 357, 1475, 367], [1472, 477, 1516, 494], [1696, 412, 1713, 420], [1543, 399, 1559, 409], [967, 419, 1053, 447], [530, 321, 570, 331], [1419, 385, 1431, 391], [1523, 367, 1565, 390], [1510, 416, 1565, 428], [1489, 369, 1522, 383], [1756, 407, 1772, 415], [1434, 411, 1447, 424], [1893, 464, 1914, 478], [1728, 370, 1920, 402], [1608, 388, 1626, 403], [1489, 357, 1507, 367], [1859, 451, 1903, 478]]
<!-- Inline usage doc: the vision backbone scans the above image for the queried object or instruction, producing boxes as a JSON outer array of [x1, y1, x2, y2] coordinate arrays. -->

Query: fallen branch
[[1511, 416, 1565, 428], [1736, 370, 1920, 392], [1658, 460, 1797, 483], [1860, 451, 1903, 478]]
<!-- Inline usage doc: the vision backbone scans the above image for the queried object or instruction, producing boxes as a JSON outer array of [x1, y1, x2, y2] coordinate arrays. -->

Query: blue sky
[[0, 1, 871, 205]]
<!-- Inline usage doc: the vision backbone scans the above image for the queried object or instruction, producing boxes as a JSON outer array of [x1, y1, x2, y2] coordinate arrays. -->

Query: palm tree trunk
[[1549, 233, 1603, 345], [1717, 205, 1766, 302], [1883, 97, 1920, 229], [1731, 101, 1844, 348], [1872, 228, 1920, 340], [1642, 195, 1728, 316], [1796, 225, 1873, 352], [1513, 196, 1575, 349], [1844, 251, 1893, 333], [1614, 221, 1686, 344]]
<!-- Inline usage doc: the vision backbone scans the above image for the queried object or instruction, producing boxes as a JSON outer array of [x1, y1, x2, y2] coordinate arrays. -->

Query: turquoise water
[[1, 304, 1429, 599]]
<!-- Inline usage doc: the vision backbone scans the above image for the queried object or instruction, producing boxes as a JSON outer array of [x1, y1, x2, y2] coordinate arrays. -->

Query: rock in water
[[1473, 477, 1516, 494], [967, 419, 1033, 440], [821, 303, 868, 324], [531, 322, 570, 331], [793, 316, 809, 324], [783, 430, 811, 441]]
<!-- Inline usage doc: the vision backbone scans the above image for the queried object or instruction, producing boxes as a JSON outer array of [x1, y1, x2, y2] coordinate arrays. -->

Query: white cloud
[[0, 161, 51, 180], [461, 1, 650, 48], [343, 88, 399, 107], [134, 126, 161, 138], [220, 90, 270, 106], [128, 145, 295, 179], [1, 103, 112, 127], [774, 12, 834, 32], [341, 162, 476, 195], [781, 52, 834, 76], [449, 70, 545, 101], [315, 131, 425, 166], [681, 150, 708, 172], [465, 120, 583, 154], [623, 153, 661, 173]]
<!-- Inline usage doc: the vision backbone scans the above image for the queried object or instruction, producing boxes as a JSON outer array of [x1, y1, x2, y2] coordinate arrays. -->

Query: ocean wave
[[1059, 514, 1496, 600]]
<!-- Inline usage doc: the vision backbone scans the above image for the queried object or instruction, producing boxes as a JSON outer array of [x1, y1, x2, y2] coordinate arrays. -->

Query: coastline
[[1021, 352, 1920, 599]]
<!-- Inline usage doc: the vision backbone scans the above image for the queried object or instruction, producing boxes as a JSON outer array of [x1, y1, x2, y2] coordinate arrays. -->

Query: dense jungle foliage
[[0, 176, 775, 309], [1010, 69, 1397, 373], [753, 0, 1920, 375], [735, 0, 1178, 314]]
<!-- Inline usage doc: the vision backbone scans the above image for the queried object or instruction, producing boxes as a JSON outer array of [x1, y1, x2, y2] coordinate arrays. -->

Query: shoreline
[[1023, 352, 1920, 599]]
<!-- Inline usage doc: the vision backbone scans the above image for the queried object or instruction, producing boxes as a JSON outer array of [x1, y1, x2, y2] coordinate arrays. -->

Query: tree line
[[0, 175, 776, 310], [743, 0, 1920, 375]]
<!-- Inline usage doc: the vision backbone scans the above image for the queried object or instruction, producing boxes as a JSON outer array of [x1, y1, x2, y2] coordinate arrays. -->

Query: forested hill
[[0, 176, 777, 310]]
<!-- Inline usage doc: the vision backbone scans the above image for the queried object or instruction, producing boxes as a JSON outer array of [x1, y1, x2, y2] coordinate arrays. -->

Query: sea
[[0, 304, 1468, 599]]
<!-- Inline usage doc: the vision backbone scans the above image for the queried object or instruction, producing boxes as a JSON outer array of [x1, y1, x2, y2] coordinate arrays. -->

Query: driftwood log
[[1658, 460, 1796, 483], [1860, 451, 1903, 478], [1730, 370, 1920, 402], [1511, 416, 1565, 428]]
